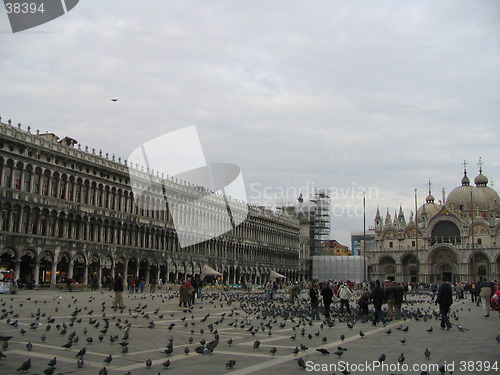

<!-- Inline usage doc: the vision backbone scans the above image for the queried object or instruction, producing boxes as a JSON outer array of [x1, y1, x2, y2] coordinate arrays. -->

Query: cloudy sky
[[1, 0, 499, 246]]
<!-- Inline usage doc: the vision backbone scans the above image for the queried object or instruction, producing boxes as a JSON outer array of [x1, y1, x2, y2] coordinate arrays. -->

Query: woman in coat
[[179, 281, 188, 307]]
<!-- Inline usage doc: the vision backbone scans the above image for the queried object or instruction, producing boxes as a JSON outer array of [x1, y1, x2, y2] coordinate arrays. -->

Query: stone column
[[83, 264, 88, 285], [50, 261, 57, 285], [34, 260, 40, 286], [67, 260, 74, 280]]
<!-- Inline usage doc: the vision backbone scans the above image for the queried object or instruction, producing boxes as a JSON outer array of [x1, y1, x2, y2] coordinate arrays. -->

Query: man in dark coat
[[371, 280, 388, 326], [112, 273, 125, 309], [435, 278, 453, 329], [321, 282, 334, 320]]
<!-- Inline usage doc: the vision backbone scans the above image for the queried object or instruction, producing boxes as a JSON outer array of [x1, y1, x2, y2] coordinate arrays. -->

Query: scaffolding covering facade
[[310, 188, 331, 255], [312, 256, 364, 283]]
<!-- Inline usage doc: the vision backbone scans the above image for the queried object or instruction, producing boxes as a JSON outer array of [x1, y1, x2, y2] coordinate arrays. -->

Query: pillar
[[34, 261, 40, 286], [83, 264, 88, 285], [67, 260, 74, 280], [50, 261, 57, 285]]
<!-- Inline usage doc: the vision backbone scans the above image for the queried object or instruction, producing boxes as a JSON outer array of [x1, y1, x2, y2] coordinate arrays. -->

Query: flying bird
[[111, 99, 118, 102]]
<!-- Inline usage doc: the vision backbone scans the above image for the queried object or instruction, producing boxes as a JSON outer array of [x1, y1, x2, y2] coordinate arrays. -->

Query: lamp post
[[414, 188, 419, 282], [363, 192, 367, 283]]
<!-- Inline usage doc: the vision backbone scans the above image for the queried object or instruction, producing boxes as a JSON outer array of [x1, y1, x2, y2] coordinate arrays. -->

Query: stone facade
[[0, 120, 300, 287], [368, 169, 500, 283]]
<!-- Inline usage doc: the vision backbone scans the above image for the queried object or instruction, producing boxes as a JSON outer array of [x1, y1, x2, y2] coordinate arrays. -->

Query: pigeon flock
[[0, 288, 497, 374]]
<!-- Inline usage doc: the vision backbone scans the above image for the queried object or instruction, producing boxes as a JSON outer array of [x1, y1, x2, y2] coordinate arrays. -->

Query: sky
[[1, 0, 499, 246]]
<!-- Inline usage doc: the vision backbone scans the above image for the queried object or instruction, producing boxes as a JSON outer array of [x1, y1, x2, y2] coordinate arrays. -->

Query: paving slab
[[0, 289, 498, 375]]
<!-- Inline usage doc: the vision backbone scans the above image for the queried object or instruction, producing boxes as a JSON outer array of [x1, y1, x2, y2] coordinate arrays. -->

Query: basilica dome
[[446, 170, 500, 215], [416, 192, 440, 221]]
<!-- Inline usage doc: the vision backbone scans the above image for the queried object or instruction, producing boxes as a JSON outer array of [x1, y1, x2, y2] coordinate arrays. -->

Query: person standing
[[478, 279, 494, 317], [310, 282, 320, 320], [321, 282, 334, 320], [338, 282, 354, 315], [179, 280, 188, 307], [394, 282, 404, 320], [385, 281, 396, 321], [435, 278, 453, 329], [371, 280, 387, 326], [112, 273, 125, 309]]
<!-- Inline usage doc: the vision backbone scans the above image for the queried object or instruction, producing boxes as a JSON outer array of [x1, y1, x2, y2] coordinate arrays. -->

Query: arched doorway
[[470, 253, 489, 281], [401, 254, 419, 283], [127, 258, 138, 282], [73, 253, 86, 284], [378, 256, 396, 281], [429, 247, 458, 283], [88, 254, 100, 285], [20, 249, 36, 285], [57, 252, 71, 283], [39, 251, 53, 284], [0, 248, 16, 270]]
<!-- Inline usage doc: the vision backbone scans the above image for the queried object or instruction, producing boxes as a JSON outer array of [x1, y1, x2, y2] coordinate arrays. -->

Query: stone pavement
[[0, 288, 498, 375]]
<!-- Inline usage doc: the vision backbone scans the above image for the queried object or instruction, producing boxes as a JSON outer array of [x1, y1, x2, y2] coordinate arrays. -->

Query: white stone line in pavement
[[227, 322, 398, 375], [7, 349, 116, 370]]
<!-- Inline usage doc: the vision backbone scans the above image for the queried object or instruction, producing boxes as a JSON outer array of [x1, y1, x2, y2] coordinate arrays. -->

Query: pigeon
[[270, 347, 277, 355], [163, 359, 171, 368], [17, 358, 31, 372], [121, 346, 129, 354], [378, 353, 386, 363], [103, 354, 112, 364], [333, 350, 344, 357], [385, 329, 392, 334], [316, 348, 330, 355], [424, 348, 431, 359], [359, 330, 365, 337], [227, 338, 233, 346], [184, 347, 190, 355], [43, 366, 55, 375], [146, 358, 152, 368], [400, 337, 406, 345], [398, 353, 405, 363], [226, 360, 236, 368], [98, 368, 108, 375], [293, 347, 300, 355], [426, 327, 433, 333], [26, 342, 32, 351], [76, 348, 86, 358], [47, 357, 57, 367], [253, 340, 260, 349], [297, 357, 306, 369]]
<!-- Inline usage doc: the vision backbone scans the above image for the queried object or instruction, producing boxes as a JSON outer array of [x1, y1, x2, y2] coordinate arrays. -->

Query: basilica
[[368, 163, 500, 283]]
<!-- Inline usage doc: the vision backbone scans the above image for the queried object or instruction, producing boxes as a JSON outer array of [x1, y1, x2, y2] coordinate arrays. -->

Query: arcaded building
[[368, 165, 500, 283], [0, 119, 300, 286]]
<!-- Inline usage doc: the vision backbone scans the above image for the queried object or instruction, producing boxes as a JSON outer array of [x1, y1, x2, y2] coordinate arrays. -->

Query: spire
[[375, 206, 381, 220], [426, 179, 435, 203], [474, 157, 488, 186], [385, 208, 392, 226], [461, 160, 470, 186], [393, 210, 398, 225]]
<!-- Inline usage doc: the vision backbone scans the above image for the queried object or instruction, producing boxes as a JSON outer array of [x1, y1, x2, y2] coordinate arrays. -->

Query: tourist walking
[[310, 282, 320, 320], [179, 281, 188, 307], [478, 279, 494, 317], [435, 278, 453, 330], [338, 282, 354, 315], [371, 280, 387, 326], [112, 273, 125, 309], [321, 282, 334, 320]]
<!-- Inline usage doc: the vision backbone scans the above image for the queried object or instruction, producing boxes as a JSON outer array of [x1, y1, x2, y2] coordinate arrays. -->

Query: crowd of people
[[285, 277, 500, 328]]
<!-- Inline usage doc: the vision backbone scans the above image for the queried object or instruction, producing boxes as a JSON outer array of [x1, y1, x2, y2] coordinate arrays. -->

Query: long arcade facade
[[0, 119, 300, 287]]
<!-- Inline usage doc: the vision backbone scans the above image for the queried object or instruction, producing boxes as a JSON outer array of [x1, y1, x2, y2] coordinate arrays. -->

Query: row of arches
[[371, 247, 500, 283], [0, 246, 299, 287]]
